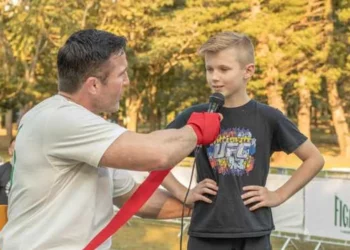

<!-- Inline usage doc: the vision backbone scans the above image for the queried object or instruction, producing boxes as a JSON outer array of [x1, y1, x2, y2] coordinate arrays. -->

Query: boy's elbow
[[315, 153, 325, 171]]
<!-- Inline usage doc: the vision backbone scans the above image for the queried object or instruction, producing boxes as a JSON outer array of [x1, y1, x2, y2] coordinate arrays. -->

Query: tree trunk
[[125, 96, 141, 132], [323, 0, 350, 157], [149, 110, 157, 131], [5, 109, 12, 139], [311, 106, 318, 129], [266, 82, 287, 163], [297, 76, 311, 138], [266, 82, 286, 114], [250, 0, 261, 18], [147, 83, 159, 132], [326, 77, 350, 157]]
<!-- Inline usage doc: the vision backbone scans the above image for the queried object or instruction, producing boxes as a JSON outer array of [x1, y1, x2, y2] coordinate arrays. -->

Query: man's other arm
[[113, 183, 192, 219]]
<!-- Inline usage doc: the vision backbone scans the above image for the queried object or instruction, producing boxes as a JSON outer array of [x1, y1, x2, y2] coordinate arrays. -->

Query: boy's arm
[[242, 140, 324, 211], [161, 172, 218, 206]]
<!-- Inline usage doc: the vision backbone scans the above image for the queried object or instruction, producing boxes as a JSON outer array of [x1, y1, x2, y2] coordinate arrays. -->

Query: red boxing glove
[[187, 112, 221, 145]]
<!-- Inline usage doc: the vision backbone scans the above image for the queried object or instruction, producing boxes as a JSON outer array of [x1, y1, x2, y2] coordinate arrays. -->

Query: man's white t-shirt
[[0, 95, 135, 250]]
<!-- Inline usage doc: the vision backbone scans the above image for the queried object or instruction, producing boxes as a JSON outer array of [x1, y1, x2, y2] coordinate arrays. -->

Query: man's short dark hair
[[57, 29, 127, 93]]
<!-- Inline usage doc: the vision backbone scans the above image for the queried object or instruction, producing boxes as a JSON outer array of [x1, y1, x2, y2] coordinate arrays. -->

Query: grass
[[112, 218, 350, 250], [112, 219, 187, 250]]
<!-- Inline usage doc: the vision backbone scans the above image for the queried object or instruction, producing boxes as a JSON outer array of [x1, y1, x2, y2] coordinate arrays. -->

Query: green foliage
[[0, 0, 349, 131]]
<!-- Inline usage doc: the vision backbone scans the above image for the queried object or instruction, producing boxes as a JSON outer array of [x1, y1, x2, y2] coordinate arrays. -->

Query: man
[[0, 29, 221, 250], [166, 31, 324, 250]]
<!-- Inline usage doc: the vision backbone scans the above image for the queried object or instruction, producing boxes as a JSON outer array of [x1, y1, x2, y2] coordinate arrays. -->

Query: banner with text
[[305, 178, 350, 240]]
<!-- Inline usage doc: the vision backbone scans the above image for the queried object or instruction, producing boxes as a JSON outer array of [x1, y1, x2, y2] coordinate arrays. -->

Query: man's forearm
[[149, 126, 197, 170]]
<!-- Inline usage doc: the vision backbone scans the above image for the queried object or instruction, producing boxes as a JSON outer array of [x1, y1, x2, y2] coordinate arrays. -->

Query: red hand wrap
[[187, 112, 221, 145]]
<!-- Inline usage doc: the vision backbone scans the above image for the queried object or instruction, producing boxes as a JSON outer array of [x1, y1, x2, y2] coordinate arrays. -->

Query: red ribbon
[[83, 169, 171, 250]]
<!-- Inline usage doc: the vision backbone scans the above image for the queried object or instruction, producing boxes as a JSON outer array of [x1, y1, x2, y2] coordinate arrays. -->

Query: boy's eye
[[206, 68, 213, 72]]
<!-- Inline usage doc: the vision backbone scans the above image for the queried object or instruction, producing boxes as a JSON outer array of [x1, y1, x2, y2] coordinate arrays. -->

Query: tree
[[323, 0, 350, 157], [95, 0, 249, 131]]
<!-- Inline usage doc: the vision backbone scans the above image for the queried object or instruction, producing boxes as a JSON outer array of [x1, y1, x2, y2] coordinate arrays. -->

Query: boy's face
[[204, 47, 253, 103]]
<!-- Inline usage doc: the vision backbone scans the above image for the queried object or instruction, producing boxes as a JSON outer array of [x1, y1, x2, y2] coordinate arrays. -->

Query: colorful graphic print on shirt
[[207, 128, 256, 176]]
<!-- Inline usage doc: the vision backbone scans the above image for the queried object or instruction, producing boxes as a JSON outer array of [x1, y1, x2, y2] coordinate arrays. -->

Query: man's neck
[[58, 91, 73, 101], [58, 91, 96, 114]]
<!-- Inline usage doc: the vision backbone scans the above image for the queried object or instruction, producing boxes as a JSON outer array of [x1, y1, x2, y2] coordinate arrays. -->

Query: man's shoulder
[[21, 95, 87, 123], [23, 95, 112, 138], [47, 96, 104, 124]]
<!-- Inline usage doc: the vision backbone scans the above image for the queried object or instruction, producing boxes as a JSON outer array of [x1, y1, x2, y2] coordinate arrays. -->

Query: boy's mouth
[[212, 85, 224, 91]]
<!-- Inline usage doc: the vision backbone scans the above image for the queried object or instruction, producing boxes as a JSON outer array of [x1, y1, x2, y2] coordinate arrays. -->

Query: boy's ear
[[244, 64, 255, 79]]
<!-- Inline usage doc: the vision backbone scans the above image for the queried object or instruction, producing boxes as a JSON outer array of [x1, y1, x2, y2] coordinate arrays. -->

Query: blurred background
[[0, 0, 349, 249]]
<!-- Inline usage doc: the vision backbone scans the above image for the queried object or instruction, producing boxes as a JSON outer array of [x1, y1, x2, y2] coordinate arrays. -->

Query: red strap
[[83, 169, 171, 250], [187, 112, 221, 145]]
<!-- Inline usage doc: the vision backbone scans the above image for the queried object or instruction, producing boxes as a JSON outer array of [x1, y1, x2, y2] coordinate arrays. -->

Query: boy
[[166, 32, 324, 250]]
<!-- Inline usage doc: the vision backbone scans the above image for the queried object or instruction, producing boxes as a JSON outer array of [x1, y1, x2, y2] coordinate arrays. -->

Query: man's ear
[[244, 63, 255, 79], [84, 77, 101, 95]]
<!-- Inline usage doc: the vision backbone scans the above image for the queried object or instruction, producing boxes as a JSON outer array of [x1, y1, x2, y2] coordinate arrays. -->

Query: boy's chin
[[212, 90, 226, 97]]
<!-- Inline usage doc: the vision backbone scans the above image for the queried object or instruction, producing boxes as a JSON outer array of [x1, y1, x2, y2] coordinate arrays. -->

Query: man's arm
[[113, 183, 192, 219], [161, 172, 218, 206], [242, 140, 324, 211], [101, 112, 221, 172], [101, 126, 196, 172]]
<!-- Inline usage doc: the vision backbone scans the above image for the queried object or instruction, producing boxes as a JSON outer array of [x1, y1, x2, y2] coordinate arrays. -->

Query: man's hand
[[185, 178, 218, 206], [187, 112, 221, 145], [241, 185, 284, 211]]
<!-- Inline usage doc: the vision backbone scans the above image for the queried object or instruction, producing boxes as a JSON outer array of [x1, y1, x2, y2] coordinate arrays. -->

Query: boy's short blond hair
[[199, 32, 255, 67]]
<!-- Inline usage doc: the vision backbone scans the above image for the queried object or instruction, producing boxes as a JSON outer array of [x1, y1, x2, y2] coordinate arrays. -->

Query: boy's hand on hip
[[241, 185, 284, 211], [186, 178, 218, 206]]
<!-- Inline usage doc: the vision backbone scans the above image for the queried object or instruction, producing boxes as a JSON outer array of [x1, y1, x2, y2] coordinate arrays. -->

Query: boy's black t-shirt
[[167, 100, 307, 238]]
